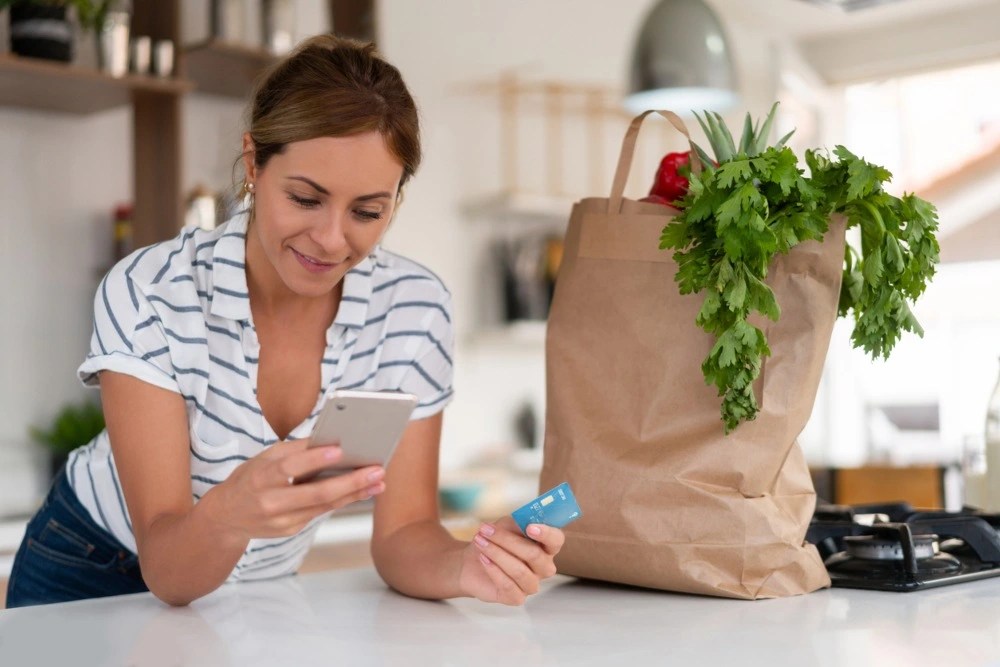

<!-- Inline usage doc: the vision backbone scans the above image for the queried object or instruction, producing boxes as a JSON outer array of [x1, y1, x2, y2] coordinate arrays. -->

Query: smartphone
[[307, 389, 418, 477]]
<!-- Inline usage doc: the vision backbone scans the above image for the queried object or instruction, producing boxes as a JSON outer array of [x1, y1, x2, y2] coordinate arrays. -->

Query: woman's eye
[[354, 210, 383, 221], [288, 193, 320, 209]]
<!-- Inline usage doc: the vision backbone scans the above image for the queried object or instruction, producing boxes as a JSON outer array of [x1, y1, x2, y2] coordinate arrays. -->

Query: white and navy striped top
[[69, 211, 454, 581]]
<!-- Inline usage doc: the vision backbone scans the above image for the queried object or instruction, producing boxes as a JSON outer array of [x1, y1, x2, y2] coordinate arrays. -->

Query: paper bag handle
[[608, 110, 699, 214]]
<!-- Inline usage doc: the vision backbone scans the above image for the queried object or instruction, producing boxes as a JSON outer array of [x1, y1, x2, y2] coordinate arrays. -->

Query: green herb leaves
[[659, 119, 939, 434], [823, 146, 939, 359]]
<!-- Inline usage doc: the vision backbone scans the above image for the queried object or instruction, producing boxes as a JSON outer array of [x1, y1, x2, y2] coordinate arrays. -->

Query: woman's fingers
[[271, 442, 344, 486], [472, 532, 541, 596], [477, 520, 564, 579], [259, 507, 332, 538], [475, 552, 527, 606], [495, 515, 565, 555], [280, 468, 384, 511], [246, 467, 385, 536], [256, 438, 310, 460], [523, 523, 565, 557], [268, 465, 385, 514], [218, 442, 386, 539]]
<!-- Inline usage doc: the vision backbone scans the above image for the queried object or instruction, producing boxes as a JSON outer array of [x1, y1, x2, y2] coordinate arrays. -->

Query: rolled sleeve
[[77, 261, 179, 394]]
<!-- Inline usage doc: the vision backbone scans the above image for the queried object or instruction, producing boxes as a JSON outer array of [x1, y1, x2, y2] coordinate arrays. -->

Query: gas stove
[[806, 502, 1000, 592]]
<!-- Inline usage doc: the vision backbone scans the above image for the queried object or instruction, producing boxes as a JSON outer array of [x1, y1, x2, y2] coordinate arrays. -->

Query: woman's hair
[[240, 34, 421, 193]]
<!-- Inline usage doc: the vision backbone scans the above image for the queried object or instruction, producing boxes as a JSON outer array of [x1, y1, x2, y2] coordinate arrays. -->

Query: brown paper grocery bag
[[539, 110, 837, 599]]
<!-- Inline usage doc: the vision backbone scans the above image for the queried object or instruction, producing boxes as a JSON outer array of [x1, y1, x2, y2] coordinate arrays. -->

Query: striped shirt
[[69, 211, 454, 581]]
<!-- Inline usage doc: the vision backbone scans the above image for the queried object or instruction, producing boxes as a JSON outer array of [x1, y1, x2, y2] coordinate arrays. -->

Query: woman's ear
[[241, 132, 256, 183]]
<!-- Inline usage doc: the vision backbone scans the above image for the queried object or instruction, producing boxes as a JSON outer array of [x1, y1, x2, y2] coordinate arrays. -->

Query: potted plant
[[30, 400, 105, 478], [2, 0, 113, 62]]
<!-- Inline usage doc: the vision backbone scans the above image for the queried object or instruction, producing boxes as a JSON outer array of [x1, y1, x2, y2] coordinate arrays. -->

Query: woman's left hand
[[457, 516, 564, 606]]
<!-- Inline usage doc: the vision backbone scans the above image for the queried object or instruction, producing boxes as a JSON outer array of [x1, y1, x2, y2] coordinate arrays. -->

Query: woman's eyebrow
[[355, 191, 393, 201], [287, 175, 330, 195], [286, 176, 391, 201]]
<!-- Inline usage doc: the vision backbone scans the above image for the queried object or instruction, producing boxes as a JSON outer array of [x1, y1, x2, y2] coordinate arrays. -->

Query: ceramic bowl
[[438, 481, 485, 512]]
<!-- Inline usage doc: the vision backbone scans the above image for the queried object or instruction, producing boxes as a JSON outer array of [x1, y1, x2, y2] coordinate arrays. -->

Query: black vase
[[9, 4, 73, 62]]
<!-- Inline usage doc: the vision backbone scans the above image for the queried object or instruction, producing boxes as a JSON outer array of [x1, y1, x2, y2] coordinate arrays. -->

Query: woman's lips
[[291, 248, 339, 274]]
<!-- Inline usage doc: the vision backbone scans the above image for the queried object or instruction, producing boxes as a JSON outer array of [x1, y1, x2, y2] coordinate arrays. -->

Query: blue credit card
[[511, 482, 582, 535]]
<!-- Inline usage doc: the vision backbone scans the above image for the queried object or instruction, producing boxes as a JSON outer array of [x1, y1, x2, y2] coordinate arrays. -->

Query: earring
[[244, 181, 255, 194]]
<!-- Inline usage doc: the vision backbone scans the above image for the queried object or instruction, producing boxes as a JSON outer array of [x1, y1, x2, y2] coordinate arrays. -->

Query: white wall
[[0, 105, 129, 515]]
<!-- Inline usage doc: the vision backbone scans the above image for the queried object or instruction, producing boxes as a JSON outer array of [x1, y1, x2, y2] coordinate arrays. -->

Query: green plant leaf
[[30, 401, 105, 456], [694, 112, 725, 163], [691, 142, 717, 172], [716, 159, 755, 189], [740, 113, 754, 154], [753, 102, 780, 155], [659, 219, 691, 250], [724, 272, 748, 310], [711, 112, 738, 159], [774, 129, 795, 150]]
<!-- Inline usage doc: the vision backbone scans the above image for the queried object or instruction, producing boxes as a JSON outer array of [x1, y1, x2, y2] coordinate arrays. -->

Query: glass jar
[[985, 356, 1000, 511]]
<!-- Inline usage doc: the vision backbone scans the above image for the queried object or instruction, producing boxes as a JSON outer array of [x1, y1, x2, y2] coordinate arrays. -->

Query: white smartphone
[[307, 389, 418, 476]]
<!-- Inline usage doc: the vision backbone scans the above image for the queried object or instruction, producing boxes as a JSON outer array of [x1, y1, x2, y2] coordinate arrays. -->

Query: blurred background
[[1, 0, 999, 525]]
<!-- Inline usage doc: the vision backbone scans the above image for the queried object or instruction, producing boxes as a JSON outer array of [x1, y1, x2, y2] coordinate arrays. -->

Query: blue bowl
[[439, 482, 485, 512]]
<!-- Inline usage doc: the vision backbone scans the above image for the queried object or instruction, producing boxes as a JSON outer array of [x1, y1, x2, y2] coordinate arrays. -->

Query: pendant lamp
[[624, 0, 739, 115]]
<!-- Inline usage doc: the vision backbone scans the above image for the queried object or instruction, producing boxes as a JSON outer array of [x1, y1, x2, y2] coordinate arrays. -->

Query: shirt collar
[[208, 211, 376, 331], [209, 212, 252, 323], [335, 252, 375, 331]]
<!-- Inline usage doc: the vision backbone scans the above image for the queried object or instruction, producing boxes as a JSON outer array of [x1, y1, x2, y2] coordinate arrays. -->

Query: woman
[[6, 35, 563, 608]]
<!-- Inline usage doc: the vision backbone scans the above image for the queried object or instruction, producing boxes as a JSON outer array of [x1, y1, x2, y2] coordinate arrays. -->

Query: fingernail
[[324, 448, 340, 460], [479, 524, 496, 537], [527, 525, 542, 537], [367, 483, 385, 496], [367, 468, 384, 482], [479, 554, 491, 566], [474, 535, 489, 548]]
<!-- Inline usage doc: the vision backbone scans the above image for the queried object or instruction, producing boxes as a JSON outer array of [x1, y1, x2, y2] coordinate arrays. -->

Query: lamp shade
[[624, 0, 739, 115]]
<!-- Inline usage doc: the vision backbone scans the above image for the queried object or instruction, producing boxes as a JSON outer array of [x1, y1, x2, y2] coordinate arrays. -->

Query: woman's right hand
[[199, 440, 385, 541]]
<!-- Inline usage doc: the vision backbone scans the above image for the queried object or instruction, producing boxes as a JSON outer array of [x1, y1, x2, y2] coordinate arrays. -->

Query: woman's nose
[[313, 213, 350, 258]]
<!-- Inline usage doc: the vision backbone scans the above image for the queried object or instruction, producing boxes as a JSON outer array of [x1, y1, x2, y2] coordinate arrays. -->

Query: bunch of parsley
[[659, 105, 940, 433]]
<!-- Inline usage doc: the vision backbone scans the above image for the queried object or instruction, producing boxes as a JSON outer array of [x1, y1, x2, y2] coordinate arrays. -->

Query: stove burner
[[844, 532, 939, 560], [829, 529, 962, 580], [807, 503, 1000, 592]]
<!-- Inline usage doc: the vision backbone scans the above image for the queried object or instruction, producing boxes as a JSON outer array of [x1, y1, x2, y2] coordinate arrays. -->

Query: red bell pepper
[[649, 150, 692, 204]]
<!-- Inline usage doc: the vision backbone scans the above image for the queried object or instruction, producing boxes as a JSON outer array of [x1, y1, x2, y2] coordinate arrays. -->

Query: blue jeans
[[5, 466, 148, 608]]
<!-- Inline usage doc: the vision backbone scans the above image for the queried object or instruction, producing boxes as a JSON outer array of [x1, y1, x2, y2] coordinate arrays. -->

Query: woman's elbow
[[146, 578, 200, 607]]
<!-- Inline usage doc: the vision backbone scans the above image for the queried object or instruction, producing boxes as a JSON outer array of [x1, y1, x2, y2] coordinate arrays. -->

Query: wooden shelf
[[184, 40, 275, 99], [0, 53, 193, 114], [460, 191, 576, 226]]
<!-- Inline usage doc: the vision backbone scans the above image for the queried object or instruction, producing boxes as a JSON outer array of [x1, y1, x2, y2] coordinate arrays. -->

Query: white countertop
[[2, 568, 1000, 666]]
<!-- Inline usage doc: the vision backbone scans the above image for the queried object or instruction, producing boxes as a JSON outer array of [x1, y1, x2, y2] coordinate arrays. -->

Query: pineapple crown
[[691, 101, 795, 167]]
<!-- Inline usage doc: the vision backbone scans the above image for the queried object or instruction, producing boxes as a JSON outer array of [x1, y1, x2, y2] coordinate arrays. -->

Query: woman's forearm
[[371, 519, 468, 600], [137, 488, 249, 606]]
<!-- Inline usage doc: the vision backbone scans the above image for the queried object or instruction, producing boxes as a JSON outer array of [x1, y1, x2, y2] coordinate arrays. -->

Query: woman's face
[[243, 131, 404, 299]]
